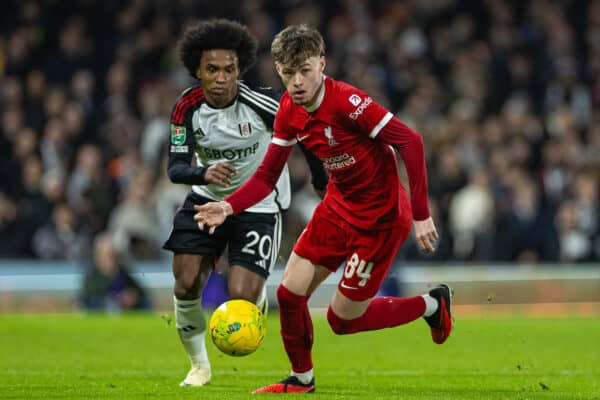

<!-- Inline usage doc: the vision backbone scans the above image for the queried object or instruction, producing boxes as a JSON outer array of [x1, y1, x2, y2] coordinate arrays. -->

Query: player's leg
[[279, 253, 331, 373], [227, 264, 265, 304], [423, 283, 453, 344], [227, 211, 283, 316], [172, 253, 213, 386], [282, 253, 331, 370], [327, 287, 428, 332], [326, 237, 426, 333], [253, 204, 343, 394], [327, 284, 453, 342], [163, 192, 229, 387], [252, 252, 330, 394], [325, 223, 453, 343]]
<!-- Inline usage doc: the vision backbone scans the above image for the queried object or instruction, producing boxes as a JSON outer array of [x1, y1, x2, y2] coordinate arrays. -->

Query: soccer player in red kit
[[195, 24, 453, 394]]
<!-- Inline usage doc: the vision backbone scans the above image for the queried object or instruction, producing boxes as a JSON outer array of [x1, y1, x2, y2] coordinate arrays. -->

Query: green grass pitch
[[1, 312, 599, 399]]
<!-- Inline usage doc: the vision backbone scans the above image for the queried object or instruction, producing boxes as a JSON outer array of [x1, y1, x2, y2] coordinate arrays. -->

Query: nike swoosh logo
[[340, 281, 358, 290], [297, 134, 309, 141]]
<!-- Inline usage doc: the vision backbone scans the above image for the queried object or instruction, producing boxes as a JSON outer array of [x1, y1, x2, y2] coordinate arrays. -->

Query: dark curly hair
[[179, 19, 258, 79]]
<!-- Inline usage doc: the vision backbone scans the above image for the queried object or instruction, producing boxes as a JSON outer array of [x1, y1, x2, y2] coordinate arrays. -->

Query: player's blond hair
[[271, 24, 325, 66]]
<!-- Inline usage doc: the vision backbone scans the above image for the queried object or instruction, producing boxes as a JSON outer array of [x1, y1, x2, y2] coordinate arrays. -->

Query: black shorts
[[163, 192, 282, 278]]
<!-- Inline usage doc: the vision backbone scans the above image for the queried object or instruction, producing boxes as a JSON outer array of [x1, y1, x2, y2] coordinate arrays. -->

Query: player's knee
[[174, 286, 195, 300], [327, 306, 357, 335], [174, 275, 201, 299], [228, 265, 265, 303]]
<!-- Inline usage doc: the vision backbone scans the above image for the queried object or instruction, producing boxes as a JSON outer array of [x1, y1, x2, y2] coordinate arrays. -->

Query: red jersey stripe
[[172, 87, 205, 124]]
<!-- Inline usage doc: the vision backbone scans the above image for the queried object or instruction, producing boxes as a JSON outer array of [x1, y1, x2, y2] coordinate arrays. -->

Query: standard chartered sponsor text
[[321, 153, 356, 170]]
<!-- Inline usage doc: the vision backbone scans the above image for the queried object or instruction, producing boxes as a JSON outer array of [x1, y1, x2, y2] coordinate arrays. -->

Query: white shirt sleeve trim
[[272, 137, 297, 147], [369, 112, 393, 138]]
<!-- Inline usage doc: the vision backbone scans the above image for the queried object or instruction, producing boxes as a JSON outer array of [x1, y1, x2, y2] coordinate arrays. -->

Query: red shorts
[[293, 201, 412, 301]]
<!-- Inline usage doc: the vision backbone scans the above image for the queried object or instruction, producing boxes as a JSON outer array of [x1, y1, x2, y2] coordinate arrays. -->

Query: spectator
[[555, 199, 594, 262], [448, 169, 494, 260], [107, 167, 159, 259], [32, 202, 89, 260], [80, 232, 151, 311], [0, 193, 18, 256]]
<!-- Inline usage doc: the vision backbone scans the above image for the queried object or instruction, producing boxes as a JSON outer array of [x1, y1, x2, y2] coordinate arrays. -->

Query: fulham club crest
[[238, 122, 252, 137]]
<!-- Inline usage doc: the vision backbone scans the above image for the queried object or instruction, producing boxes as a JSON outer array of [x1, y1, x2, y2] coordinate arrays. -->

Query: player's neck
[[303, 76, 326, 113]]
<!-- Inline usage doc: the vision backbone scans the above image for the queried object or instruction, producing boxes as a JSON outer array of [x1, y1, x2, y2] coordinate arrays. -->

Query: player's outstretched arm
[[413, 216, 438, 254], [193, 143, 294, 234], [193, 201, 233, 234]]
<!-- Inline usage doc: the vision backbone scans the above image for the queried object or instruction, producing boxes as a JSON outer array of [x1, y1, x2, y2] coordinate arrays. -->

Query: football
[[209, 299, 266, 356]]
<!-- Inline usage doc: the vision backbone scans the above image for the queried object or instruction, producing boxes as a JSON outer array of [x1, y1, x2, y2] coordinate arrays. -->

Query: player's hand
[[204, 162, 237, 187], [413, 217, 438, 254], [193, 201, 233, 234]]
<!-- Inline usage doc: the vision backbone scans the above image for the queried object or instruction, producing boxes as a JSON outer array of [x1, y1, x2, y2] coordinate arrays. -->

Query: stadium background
[[0, 0, 599, 312]]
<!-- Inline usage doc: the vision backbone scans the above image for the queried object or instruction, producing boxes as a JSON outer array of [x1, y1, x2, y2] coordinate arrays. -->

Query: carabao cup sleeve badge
[[171, 124, 187, 145]]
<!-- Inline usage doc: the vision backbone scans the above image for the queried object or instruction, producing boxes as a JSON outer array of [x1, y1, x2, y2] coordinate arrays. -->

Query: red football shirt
[[226, 76, 430, 230]]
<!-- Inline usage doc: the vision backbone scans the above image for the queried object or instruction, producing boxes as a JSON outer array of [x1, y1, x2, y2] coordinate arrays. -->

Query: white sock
[[174, 296, 209, 365], [422, 294, 439, 317], [291, 369, 314, 385]]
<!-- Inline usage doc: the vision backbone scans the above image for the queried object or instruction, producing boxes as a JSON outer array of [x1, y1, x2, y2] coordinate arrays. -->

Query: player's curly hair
[[179, 19, 258, 79], [271, 24, 325, 67]]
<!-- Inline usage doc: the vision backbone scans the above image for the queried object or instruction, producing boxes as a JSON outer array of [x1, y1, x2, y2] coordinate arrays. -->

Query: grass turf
[[0, 312, 599, 399]]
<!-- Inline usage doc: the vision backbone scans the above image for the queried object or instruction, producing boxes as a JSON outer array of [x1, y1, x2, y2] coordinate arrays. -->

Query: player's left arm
[[340, 87, 437, 253], [167, 110, 208, 185], [377, 117, 438, 253]]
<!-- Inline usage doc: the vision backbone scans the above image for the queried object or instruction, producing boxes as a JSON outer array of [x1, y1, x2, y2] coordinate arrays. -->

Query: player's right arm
[[167, 87, 236, 187], [194, 142, 293, 232], [194, 96, 296, 232]]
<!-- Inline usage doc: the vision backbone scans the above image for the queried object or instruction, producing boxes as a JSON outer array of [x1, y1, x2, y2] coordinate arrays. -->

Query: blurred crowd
[[1, 0, 599, 266]]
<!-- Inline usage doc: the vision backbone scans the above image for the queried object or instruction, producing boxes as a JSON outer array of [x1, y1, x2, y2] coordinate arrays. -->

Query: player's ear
[[275, 62, 281, 74], [319, 56, 326, 73]]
